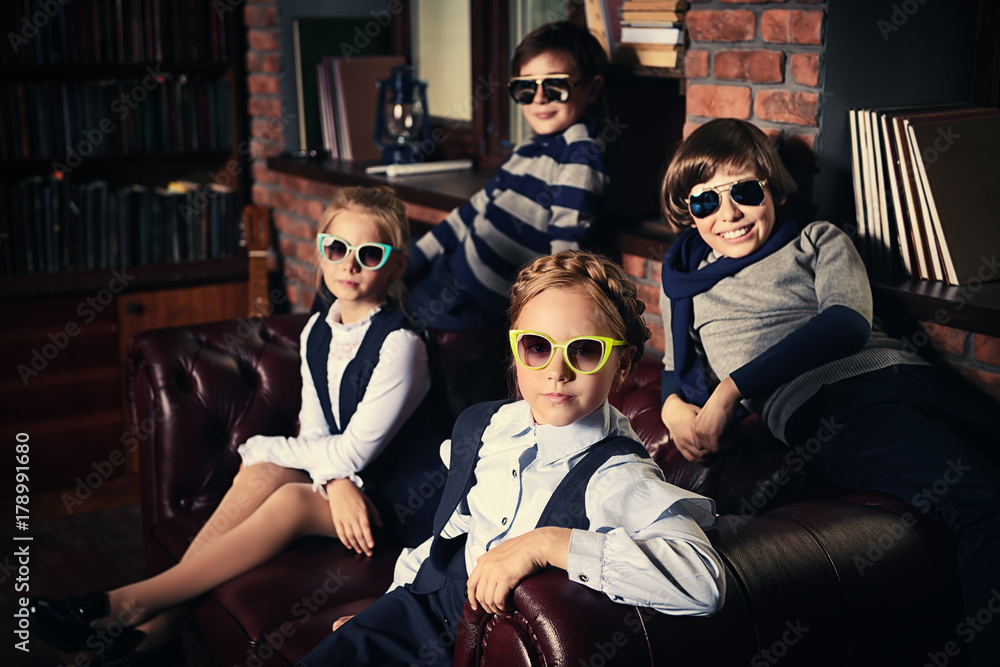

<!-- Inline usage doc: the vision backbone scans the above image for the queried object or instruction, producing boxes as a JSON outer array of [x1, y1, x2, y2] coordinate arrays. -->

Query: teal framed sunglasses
[[317, 234, 399, 271], [509, 330, 625, 375]]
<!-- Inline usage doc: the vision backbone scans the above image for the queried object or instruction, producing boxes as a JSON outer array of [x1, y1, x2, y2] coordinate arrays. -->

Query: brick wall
[[682, 0, 825, 194], [241, 1, 1000, 401]]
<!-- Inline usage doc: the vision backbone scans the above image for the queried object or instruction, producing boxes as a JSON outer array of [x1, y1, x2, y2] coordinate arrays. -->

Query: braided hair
[[508, 250, 650, 379]]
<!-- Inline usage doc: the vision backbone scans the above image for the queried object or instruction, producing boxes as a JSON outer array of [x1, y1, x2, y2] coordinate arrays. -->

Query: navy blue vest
[[306, 302, 448, 546], [410, 400, 650, 594]]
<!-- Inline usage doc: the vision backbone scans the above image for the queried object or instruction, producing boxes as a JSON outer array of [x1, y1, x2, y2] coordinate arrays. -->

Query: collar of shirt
[[324, 300, 385, 332], [482, 400, 617, 466]]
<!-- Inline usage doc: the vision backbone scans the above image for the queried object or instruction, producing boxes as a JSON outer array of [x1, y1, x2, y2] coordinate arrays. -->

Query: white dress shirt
[[392, 401, 726, 616], [238, 301, 431, 494]]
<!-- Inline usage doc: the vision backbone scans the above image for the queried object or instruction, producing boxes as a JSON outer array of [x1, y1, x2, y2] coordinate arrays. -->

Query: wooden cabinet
[[1, 278, 249, 498]]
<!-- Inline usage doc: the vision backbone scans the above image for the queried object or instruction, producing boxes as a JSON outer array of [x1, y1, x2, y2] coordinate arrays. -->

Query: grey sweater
[[659, 221, 927, 443]]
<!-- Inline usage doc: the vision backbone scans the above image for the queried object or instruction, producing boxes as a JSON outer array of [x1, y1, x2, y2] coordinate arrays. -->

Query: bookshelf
[[0, 0, 251, 497]]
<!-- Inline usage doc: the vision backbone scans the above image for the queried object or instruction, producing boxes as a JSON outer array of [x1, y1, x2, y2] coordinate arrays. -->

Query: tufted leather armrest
[[126, 314, 311, 563]]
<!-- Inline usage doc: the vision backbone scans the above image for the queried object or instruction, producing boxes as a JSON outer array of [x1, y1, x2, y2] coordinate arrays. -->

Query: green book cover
[[293, 17, 388, 152]]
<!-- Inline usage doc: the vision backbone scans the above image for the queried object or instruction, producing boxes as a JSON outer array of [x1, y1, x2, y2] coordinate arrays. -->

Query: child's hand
[[466, 527, 571, 616], [325, 478, 382, 556], [332, 615, 354, 632], [690, 377, 741, 455], [661, 394, 705, 462]]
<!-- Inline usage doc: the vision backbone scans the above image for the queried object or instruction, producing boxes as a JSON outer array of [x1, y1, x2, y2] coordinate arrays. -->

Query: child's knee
[[266, 482, 317, 511]]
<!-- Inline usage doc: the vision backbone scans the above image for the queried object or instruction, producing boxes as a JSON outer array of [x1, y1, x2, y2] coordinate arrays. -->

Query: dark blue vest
[[306, 302, 448, 546], [410, 400, 649, 594]]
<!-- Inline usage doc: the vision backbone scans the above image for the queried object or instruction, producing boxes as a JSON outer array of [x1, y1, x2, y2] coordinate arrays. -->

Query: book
[[329, 55, 406, 162], [616, 43, 679, 68], [317, 60, 338, 159], [584, 0, 613, 57], [622, 11, 683, 22], [292, 17, 389, 153], [906, 111, 1000, 285], [619, 26, 683, 45], [622, 1, 687, 9]]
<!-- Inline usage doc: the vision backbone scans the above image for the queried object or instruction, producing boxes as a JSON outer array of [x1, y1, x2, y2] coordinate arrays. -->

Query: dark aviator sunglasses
[[687, 179, 768, 219]]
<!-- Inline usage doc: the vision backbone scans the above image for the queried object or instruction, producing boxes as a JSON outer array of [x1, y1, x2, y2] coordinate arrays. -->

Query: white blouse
[[238, 301, 431, 494]]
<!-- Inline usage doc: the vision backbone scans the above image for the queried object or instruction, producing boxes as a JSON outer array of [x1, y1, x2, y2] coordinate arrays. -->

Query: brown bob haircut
[[660, 118, 798, 233]]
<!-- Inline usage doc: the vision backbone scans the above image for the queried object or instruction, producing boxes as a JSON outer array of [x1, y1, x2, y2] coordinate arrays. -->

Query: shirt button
[[512, 469, 517, 478], [501, 517, 508, 525], [579, 574, 589, 583]]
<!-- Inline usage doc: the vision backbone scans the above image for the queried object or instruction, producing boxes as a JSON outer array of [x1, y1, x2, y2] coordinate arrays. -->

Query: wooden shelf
[[267, 155, 495, 212], [0, 61, 232, 82], [0, 258, 248, 301], [871, 275, 1000, 338]]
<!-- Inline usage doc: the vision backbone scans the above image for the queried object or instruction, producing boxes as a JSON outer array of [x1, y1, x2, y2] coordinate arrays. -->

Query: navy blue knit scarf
[[660, 218, 798, 406]]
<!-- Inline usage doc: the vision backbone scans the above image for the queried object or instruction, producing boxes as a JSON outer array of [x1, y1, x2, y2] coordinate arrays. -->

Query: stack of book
[[848, 104, 1000, 285], [0, 175, 240, 277], [614, 0, 687, 69]]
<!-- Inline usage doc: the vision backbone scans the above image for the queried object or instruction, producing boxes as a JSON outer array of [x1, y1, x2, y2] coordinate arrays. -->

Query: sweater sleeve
[[728, 223, 874, 398], [409, 195, 481, 276]]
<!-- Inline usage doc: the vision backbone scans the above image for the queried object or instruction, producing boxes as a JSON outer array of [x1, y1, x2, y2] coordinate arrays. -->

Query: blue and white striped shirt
[[409, 122, 609, 312]]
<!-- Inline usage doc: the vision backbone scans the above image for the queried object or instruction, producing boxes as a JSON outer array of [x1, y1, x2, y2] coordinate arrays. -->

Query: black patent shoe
[[29, 592, 112, 651]]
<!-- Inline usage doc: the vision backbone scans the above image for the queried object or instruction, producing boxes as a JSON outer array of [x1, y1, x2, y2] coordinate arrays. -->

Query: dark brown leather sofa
[[127, 313, 961, 667]]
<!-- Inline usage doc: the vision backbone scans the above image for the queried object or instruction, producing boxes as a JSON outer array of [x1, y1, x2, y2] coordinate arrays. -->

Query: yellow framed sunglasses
[[509, 330, 625, 375]]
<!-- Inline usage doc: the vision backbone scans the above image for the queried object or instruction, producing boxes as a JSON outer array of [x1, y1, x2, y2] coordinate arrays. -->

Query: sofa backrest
[[126, 313, 837, 531]]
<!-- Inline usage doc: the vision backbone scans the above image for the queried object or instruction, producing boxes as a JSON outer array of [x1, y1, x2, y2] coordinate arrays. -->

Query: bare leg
[[102, 482, 335, 628], [185, 463, 311, 558], [99, 463, 313, 647]]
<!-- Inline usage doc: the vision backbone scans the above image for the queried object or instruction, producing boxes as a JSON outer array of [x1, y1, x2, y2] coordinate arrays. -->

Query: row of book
[[0, 175, 240, 277], [614, 0, 686, 69], [317, 55, 405, 162], [1, 0, 232, 68], [849, 104, 1000, 285], [291, 17, 393, 158], [0, 77, 233, 162]]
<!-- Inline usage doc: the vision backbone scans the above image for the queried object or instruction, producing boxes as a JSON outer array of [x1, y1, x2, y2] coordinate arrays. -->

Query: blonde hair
[[314, 186, 409, 307], [508, 250, 650, 381], [661, 119, 798, 233]]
